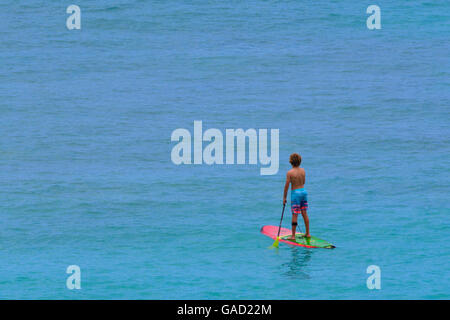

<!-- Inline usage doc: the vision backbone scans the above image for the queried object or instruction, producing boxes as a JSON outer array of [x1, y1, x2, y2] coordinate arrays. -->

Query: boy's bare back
[[287, 167, 305, 190]]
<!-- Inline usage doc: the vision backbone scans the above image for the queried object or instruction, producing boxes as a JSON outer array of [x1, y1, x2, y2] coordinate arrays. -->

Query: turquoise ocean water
[[1, 1, 449, 299]]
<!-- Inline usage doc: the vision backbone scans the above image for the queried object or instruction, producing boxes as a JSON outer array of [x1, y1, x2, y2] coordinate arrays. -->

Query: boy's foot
[[303, 234, 311, 238], [287, 236, 296, 241]]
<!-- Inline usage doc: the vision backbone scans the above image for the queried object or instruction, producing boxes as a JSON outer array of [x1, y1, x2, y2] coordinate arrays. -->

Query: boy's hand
[[283, 198, 287, 205]]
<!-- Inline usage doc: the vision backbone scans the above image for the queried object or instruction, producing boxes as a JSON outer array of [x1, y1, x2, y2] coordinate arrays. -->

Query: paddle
[[270, 203, 286, 248]]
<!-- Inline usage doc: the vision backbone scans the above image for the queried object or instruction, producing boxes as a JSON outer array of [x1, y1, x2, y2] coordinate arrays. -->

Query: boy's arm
[[283, 172, 290, 205]]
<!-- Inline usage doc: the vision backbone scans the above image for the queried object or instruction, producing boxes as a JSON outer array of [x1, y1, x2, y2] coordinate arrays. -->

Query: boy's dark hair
[[289, 153, 302, 167]]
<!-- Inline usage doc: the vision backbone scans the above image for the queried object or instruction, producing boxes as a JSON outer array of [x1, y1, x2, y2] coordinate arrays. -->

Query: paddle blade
[[270, 237, 280, 248]]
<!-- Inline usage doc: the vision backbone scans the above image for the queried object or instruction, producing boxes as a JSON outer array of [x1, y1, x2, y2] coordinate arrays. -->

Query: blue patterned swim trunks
[[291, 188, 308, 215]]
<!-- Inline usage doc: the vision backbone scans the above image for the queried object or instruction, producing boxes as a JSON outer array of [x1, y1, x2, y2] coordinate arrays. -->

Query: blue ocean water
[[0, 1, 449, 299]]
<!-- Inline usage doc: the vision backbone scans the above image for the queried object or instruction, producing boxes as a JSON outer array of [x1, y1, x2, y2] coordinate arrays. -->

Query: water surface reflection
[[281, 248, 313, 280]]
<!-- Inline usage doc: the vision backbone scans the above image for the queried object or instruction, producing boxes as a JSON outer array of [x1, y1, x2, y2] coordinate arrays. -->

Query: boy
[[283, 153, 310, 240]]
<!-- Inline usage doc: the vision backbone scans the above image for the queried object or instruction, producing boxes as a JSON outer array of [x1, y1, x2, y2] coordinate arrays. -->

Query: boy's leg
[[301, 209, 310, 237], [289, 214, 298, 240]]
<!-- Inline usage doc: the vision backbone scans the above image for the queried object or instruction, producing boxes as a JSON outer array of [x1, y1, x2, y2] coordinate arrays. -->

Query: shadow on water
[[281, 248, 313, 280]]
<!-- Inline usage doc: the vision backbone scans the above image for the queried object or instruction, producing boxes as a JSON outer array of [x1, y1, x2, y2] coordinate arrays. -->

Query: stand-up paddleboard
[[261, 225, 335, 249]]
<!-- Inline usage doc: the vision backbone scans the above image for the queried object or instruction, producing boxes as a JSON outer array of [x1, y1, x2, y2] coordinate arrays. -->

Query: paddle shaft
[[276, 204, 286, 238]]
